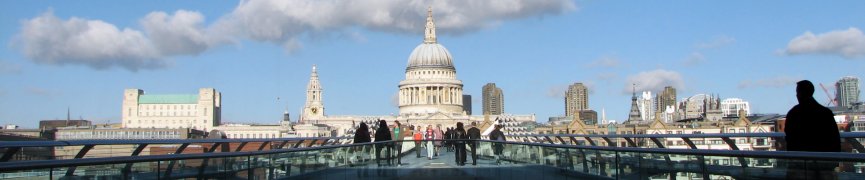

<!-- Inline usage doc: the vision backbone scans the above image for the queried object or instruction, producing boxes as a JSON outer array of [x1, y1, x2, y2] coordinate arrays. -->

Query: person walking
[[453, 122, 467, 166], [373, 120, 392, 166], [785, 80, 841, 180], [466, 122, 481, 165], [434, 124, 444, 156], [392, 121, 405, 165], [353, 122, 371, 164], [444, 127, 453, 152], [425, 125, 436, 160], [413, 126, 423, 158], [489, 124, 507, 164]]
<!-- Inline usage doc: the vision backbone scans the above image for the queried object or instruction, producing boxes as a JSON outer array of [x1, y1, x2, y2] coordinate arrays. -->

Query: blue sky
[[1, 0, 863, 128]]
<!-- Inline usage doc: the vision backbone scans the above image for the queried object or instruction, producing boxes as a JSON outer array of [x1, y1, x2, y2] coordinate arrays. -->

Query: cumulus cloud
[[213, 0, 576, 51], [784, 27, 865, 58], [14, 10, 218, 71], [738, 76, 800, 89], [14, 1, 576, 71], [16, 11, 163, 71], [696, 35, 735, 49], [623, 69, 685, 94], [683, 52, 705, 66], [141, 10, 221, 56]]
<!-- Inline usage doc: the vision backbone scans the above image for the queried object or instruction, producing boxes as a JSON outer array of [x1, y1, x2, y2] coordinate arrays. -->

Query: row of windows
[[407, 70, 455, 79], [130, 119, 208, 125], [56, 131, 183, 139], [229, 133, 277, 138], [140, 104, 197, 110], [128, 107, 207, 117]]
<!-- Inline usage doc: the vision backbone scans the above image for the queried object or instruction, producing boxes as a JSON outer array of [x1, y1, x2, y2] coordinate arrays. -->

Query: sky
[[1, 0, 864, 128]]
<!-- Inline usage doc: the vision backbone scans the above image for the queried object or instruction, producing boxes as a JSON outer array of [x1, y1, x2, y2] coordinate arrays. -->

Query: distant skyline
[[1, 0, 864, 128]]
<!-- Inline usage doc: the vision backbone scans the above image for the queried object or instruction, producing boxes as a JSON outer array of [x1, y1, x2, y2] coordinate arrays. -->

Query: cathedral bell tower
[[302, 65, 325, 122]]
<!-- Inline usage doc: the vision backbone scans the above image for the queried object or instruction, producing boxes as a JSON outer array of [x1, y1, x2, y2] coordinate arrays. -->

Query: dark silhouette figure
[[445, 127, 454, 152], [354, 122, 371, 144], [785, 80, 840, 179], [466, 122, 481, 165], [489, 125, 506, 164], [453, 122, 467, 166], [374, 120, 392, 166], [352, 122, 371, 176]]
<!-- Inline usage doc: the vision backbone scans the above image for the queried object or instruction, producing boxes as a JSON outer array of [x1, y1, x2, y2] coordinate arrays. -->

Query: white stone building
[[720, 98, 751, 117], [121, 88, 221, 131], [297, 8, 535, 137]]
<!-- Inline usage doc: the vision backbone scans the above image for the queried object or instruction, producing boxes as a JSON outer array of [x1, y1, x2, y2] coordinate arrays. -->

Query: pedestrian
[[489, 124, 507, 164], [785, 80, 841, 180], [466, 122, 481, 165], [434, 124, 444, 156], [425, 125, 436, 160], [373, 120, 392, 166], [353, 122, 371, 163], [392, 120, 405, 165], [444, 127, 453, 152], [413, 126, 423, 158], [453, 122, 467, 166]]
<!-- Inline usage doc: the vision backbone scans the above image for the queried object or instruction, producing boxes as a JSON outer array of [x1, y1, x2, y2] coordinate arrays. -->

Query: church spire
[[424, 6, 437, 44]]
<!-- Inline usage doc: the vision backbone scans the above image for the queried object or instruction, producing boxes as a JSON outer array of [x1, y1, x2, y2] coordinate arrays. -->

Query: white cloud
[[683, 52, 705, 66], [141, 10, 221, 56], [696, 35, 735, 49], [784, 27, 865, 58], [14, 1, 575, 71], [212, 0, 576, 51], [623, 69, 685, 94], [588, 56, 621, 68], [16, 11, 163, 71], [738, 76, 800, 89]]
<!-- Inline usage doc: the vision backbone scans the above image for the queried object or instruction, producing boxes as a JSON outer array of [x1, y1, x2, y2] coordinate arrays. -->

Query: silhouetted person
[[489, 124, 506, 164], [353, 122, 371, 163], [785, 80, 840, 180], [467, 122, 481, 165], [374, 120, 392, 166], [453, 122, 467, 166], [445, 127, 454, 152]]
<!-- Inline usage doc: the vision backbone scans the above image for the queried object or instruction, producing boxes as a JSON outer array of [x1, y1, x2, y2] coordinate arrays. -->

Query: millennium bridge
[[2, 133, 865, 179]]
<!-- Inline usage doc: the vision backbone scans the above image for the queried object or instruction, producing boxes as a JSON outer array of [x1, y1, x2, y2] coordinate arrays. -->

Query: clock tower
[[302, 65, 325, 122]]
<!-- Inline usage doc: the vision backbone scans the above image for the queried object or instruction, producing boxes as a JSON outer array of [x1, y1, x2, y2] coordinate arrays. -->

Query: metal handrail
[[0, 137, 351, 148], [0, 140, 388, 172], [508, 132, 865, 139], [3, 139, 865, 173]]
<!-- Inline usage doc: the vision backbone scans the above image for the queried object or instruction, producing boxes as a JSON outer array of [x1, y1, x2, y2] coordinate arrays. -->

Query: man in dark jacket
[[489, 125, 506, 164], [444, 127, 453, 152], [466, 122, 481, 165], [373, 120, 392, 166], [453, 122, 467, 166], [785, 80, 841, 179]]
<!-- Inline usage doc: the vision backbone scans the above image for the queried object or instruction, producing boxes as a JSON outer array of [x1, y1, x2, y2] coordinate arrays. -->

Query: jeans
[[426, 141, 435, 158]]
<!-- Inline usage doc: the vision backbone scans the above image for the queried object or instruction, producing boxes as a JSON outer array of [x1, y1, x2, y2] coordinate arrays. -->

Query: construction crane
[[819, 83, 837, 106]]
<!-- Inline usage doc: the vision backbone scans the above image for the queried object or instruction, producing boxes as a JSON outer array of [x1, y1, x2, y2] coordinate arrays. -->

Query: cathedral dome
[[407, 43, 453, 69], [406, 7, 454, 70]]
